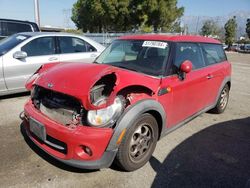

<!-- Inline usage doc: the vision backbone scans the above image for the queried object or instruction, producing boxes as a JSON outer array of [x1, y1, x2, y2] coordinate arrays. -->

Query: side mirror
[[179, 60, 192, 80], [180, 60, 192, 73], [13, 51, 27, 59]]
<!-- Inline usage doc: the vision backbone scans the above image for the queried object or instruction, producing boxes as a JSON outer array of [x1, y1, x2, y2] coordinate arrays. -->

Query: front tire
[[210, 84, 229, 114], [115, 113, 158, 171]]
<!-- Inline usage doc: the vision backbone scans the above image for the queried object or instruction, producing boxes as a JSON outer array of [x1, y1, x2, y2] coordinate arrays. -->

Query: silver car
[[0, 32, 105, 96]]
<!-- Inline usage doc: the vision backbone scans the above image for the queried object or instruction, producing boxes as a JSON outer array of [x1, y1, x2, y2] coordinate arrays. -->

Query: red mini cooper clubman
[[21, 34, 231, 171]]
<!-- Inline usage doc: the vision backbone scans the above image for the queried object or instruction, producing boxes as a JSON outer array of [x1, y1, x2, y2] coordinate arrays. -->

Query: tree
[[200, 20, 220, 36], [72, 0, 184, 33], [102, 0, 131, 31], [71, 0, 105, 32], [71, 0, 132, 32], [143, 0, 184, 32], [224, 16, 237, 47], [246, 18, 250, 39]]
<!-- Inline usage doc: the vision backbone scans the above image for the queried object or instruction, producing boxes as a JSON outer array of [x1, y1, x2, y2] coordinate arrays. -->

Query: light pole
[[34, 0, 40, 27]]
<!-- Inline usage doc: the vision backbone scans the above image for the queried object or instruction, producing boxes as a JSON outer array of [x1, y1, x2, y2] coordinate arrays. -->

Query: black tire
[[115, 113, 158, 171], [210, 84, 229, 114]]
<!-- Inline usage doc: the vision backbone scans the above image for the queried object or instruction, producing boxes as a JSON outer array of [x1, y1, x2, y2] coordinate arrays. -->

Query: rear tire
[[210, 84, 229, 114], [115, 113, 158, 171]]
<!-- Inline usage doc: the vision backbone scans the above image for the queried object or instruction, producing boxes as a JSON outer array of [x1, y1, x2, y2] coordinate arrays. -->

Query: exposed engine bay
[[31, 72, 153, 128], [31, 86, 83, 127]]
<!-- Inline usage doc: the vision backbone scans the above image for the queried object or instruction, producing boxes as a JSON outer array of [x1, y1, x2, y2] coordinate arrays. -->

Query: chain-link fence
[[84, 32, 180, 46]]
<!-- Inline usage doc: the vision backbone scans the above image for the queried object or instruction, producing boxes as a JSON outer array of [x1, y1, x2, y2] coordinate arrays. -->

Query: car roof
[[16, 32, 105, 49], [118, 34, 221, 44], [0, 18, 37, 24], [18, 32, 86, 37]]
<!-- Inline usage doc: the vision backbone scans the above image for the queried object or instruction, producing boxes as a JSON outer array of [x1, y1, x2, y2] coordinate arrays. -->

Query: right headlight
[[87, 96, 124, 127]]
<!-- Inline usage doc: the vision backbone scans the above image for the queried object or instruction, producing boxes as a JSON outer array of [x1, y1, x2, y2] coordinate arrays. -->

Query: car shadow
[[150, 117, 250, 188], [20, 123, 98, 173]]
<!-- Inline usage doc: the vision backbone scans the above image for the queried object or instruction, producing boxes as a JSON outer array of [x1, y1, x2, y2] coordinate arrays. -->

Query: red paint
[[119, 34, 221, 44], [180, 60, 192, 73], [23, 34, 231, 166], [28, 62, 160, 110], [24, 100, 113, 161], [25, 62, 61, 90]]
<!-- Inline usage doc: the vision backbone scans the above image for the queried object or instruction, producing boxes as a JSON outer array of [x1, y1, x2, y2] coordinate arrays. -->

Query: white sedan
[[0, 32, 105, 96]]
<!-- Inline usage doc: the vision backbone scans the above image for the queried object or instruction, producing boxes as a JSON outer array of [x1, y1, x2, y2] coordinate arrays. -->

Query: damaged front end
[[29, 73, 126, 129], [26, 61, 159, 131], [87, 73, 125, 128], [31, 85, 83, 128]]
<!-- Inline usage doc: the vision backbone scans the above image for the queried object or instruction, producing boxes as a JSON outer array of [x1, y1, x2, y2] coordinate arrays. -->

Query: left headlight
[[87, 96, 124, 127]]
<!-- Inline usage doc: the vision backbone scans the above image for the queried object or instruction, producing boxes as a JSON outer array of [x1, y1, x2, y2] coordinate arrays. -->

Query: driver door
[[160, 42, 210, 127], [3, 36, 58, 91]]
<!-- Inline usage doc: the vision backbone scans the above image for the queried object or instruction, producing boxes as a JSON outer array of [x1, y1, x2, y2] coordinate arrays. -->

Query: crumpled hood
[[35, 62, 161, 109]]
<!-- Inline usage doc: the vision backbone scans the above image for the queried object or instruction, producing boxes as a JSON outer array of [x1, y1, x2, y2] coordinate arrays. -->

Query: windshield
[[96, 40, 170, 76], [0, 34, 30, 55]]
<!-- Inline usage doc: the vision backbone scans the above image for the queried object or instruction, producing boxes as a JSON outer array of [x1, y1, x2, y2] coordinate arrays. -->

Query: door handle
[[206, 74, 214, 79], [48, 57, 58, 61], [90, 54, 97, 58]]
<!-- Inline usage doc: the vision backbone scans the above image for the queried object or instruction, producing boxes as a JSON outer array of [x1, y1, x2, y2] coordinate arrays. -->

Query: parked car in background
[[244, 44, 250, 52], [0, 32, 105, 96], [226, 44, 239, 52], [22, 34, 231, 171], [0, 18, 40, 40], [222, 44, 228, 50]]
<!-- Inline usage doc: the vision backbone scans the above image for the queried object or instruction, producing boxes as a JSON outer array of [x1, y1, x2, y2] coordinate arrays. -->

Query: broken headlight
[[87, 96, 124, 127]]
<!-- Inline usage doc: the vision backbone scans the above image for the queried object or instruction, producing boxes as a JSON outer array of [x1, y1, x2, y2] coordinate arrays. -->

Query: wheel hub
[[129, 123, 152, 161], [219, 88, 228, 109]]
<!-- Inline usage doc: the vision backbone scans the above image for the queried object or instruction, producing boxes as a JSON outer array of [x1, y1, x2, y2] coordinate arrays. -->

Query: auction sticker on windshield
[[142, 41, 168, 49]]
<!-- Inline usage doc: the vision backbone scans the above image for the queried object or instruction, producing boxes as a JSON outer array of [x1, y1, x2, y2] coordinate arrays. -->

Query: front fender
[[106, 99, 166, 151]]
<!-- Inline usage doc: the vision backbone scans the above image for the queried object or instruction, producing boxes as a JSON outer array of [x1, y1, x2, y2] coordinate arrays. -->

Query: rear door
[[160, 42, 210, 127], [57, 36, 99, 63], [200, 43, 228, 106], [3, 36, 58, 91]]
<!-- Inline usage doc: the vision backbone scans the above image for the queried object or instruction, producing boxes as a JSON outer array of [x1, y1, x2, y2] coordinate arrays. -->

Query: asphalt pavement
[[0, 53, 249, 188]]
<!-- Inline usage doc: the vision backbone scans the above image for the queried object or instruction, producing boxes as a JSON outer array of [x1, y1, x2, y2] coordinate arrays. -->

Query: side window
[[174, 43, 205, 71], [201, 44, 227, 65], [21, 37, 55, 56], [58, 37, 96, 54], [85, 42, 97, 52], [2, 22, 32, 36]]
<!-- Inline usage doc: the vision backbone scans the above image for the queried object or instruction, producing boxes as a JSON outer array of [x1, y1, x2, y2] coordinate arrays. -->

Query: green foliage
[[246, 18, 250, 39], [71, 0, 106, 32], [143, 0, 184, 32], [71, 0, 184, 33], [200, 20, 220, 36], [224, 16, 237, 47]]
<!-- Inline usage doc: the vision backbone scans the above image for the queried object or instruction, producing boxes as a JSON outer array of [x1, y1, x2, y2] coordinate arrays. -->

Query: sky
[[178, 0, 250, 16], [0, 0, 249, 29], [0, 0, 77, 28]]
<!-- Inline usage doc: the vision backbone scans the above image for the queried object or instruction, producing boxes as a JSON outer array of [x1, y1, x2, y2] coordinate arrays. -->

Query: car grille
[[32, 85, 84, 126]]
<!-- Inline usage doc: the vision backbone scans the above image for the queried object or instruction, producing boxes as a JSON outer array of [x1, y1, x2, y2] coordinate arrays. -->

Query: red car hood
[[35, 62, 161, 110]]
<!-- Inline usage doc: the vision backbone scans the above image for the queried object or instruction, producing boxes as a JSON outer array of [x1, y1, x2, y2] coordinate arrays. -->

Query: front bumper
[[22, 100, 116, 169]]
